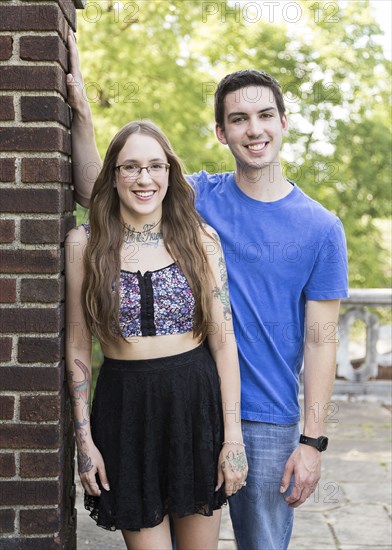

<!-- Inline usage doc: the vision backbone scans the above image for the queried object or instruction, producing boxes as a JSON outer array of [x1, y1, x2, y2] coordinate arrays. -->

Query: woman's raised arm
[[67, 32, 102, 208]]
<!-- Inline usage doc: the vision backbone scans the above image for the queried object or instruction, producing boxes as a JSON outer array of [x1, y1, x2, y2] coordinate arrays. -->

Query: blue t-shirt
[[189, 171, 349, 424]]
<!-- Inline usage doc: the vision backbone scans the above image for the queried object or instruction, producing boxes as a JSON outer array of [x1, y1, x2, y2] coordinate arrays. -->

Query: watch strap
[[299, 434, 328, 452], [299, 434, 319, 446]]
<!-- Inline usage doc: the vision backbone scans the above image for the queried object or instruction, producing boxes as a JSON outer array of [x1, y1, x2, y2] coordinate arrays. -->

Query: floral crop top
[[82, 224, 195, 337]]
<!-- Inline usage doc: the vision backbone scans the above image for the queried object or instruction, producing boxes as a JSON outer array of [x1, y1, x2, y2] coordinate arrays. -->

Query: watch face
[[318, 436, 329, 451]]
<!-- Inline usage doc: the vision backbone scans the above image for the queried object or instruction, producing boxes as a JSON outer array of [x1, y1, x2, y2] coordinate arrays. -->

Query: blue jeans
[[229, 421, 300, 550]]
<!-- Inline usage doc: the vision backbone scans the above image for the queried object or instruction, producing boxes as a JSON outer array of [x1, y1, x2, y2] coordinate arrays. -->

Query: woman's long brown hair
[[82, 121, 214, 345]]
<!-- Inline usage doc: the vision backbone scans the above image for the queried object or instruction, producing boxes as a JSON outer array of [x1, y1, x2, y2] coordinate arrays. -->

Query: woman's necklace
[[121, 219, 163, 249]]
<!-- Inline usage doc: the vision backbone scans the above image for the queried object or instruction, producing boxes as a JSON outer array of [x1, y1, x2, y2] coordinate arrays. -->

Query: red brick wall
[[0, 1, 85, 547]]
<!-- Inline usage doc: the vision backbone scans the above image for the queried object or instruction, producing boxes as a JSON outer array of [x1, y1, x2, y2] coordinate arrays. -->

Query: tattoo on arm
[[69, 359, 90, 406], [211, 231, 232, 320], [68, 359, 93, 473]]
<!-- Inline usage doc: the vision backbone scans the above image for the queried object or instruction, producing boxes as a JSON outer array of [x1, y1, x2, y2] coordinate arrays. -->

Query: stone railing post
[[337, 289, 392, 382]]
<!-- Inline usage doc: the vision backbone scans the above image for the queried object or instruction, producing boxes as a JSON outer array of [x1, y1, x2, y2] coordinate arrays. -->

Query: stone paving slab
[[340, 480, 391, 503], [218, 507, 236, 549], [76, 399, 391, 549], [77, 500, 123, 549], [288, 512, 336, 549], [326, 503, 391, 548]]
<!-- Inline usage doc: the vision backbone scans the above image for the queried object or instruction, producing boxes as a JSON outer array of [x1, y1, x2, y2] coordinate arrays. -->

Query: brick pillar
[[0, 1, 85, 548]]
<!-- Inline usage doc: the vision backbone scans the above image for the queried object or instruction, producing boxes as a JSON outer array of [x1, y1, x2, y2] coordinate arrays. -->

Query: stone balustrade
[[337, 289, 392, 382]]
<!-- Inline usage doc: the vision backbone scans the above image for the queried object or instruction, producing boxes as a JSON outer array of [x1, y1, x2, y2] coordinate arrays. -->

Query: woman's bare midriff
[[101, 331, 201, 361]]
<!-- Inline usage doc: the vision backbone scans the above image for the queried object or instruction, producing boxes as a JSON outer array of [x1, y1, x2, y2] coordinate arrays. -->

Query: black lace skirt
[[84, 345, 227, 531]]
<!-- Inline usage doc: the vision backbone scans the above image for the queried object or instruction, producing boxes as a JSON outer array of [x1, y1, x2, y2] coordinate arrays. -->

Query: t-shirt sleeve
[[304, 218, 349, 300], [186, 170, 208, 191]]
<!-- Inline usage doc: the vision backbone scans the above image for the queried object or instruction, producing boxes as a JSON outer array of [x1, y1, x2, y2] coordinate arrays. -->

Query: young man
[[67, 34, 348, 550]]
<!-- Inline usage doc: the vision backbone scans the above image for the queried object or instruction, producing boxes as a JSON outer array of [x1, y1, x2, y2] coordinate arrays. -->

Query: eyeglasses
[[115, 163, 170, 179]]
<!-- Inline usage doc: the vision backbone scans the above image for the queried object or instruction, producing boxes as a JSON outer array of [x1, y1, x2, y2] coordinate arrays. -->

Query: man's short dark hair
[[214, 70, 286, 128]]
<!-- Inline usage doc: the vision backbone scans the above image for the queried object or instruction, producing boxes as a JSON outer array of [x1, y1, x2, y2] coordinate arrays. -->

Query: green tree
[[76, 0, 391, 287]]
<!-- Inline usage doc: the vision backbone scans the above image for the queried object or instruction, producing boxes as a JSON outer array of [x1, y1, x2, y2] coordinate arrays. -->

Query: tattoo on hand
[[223, 450, 247, 473], [78, 448, 93, 473]]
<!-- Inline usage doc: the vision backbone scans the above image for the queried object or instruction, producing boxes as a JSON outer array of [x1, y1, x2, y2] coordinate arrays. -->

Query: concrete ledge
[[343, 288, 392, 306], [300, 380, 392, 403], [332, 380, 392, 401]]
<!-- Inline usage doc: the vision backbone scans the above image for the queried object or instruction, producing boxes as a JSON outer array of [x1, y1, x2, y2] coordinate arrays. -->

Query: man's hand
[[280, 444, 321, 508]]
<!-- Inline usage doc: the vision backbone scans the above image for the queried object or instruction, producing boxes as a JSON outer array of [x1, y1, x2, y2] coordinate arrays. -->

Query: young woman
[[65, 120, 247, 550]]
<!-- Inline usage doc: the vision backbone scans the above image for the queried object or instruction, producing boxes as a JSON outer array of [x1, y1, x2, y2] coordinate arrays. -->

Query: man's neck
[[235, 163, 293, 202]]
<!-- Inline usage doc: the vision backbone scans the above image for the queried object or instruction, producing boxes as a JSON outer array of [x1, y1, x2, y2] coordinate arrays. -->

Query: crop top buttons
[[120, 265, 195, 337]]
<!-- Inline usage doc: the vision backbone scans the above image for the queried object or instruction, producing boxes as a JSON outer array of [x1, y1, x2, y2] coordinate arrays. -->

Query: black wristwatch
[[299, 434, 329, 452]]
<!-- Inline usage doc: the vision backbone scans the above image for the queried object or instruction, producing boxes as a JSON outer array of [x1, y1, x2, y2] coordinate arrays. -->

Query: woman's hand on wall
[[66, 30, 89, 117]]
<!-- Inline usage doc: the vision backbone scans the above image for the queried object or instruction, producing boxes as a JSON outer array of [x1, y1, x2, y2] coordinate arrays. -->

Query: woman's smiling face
[[114, 133, 170, 225]]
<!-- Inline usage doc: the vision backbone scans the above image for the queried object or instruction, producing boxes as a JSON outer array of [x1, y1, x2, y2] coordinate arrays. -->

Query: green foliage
[[76, 0, 391, 288]]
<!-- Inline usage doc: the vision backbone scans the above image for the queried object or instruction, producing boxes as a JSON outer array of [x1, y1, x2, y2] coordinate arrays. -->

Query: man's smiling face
[[216, 85, 288, 174]]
